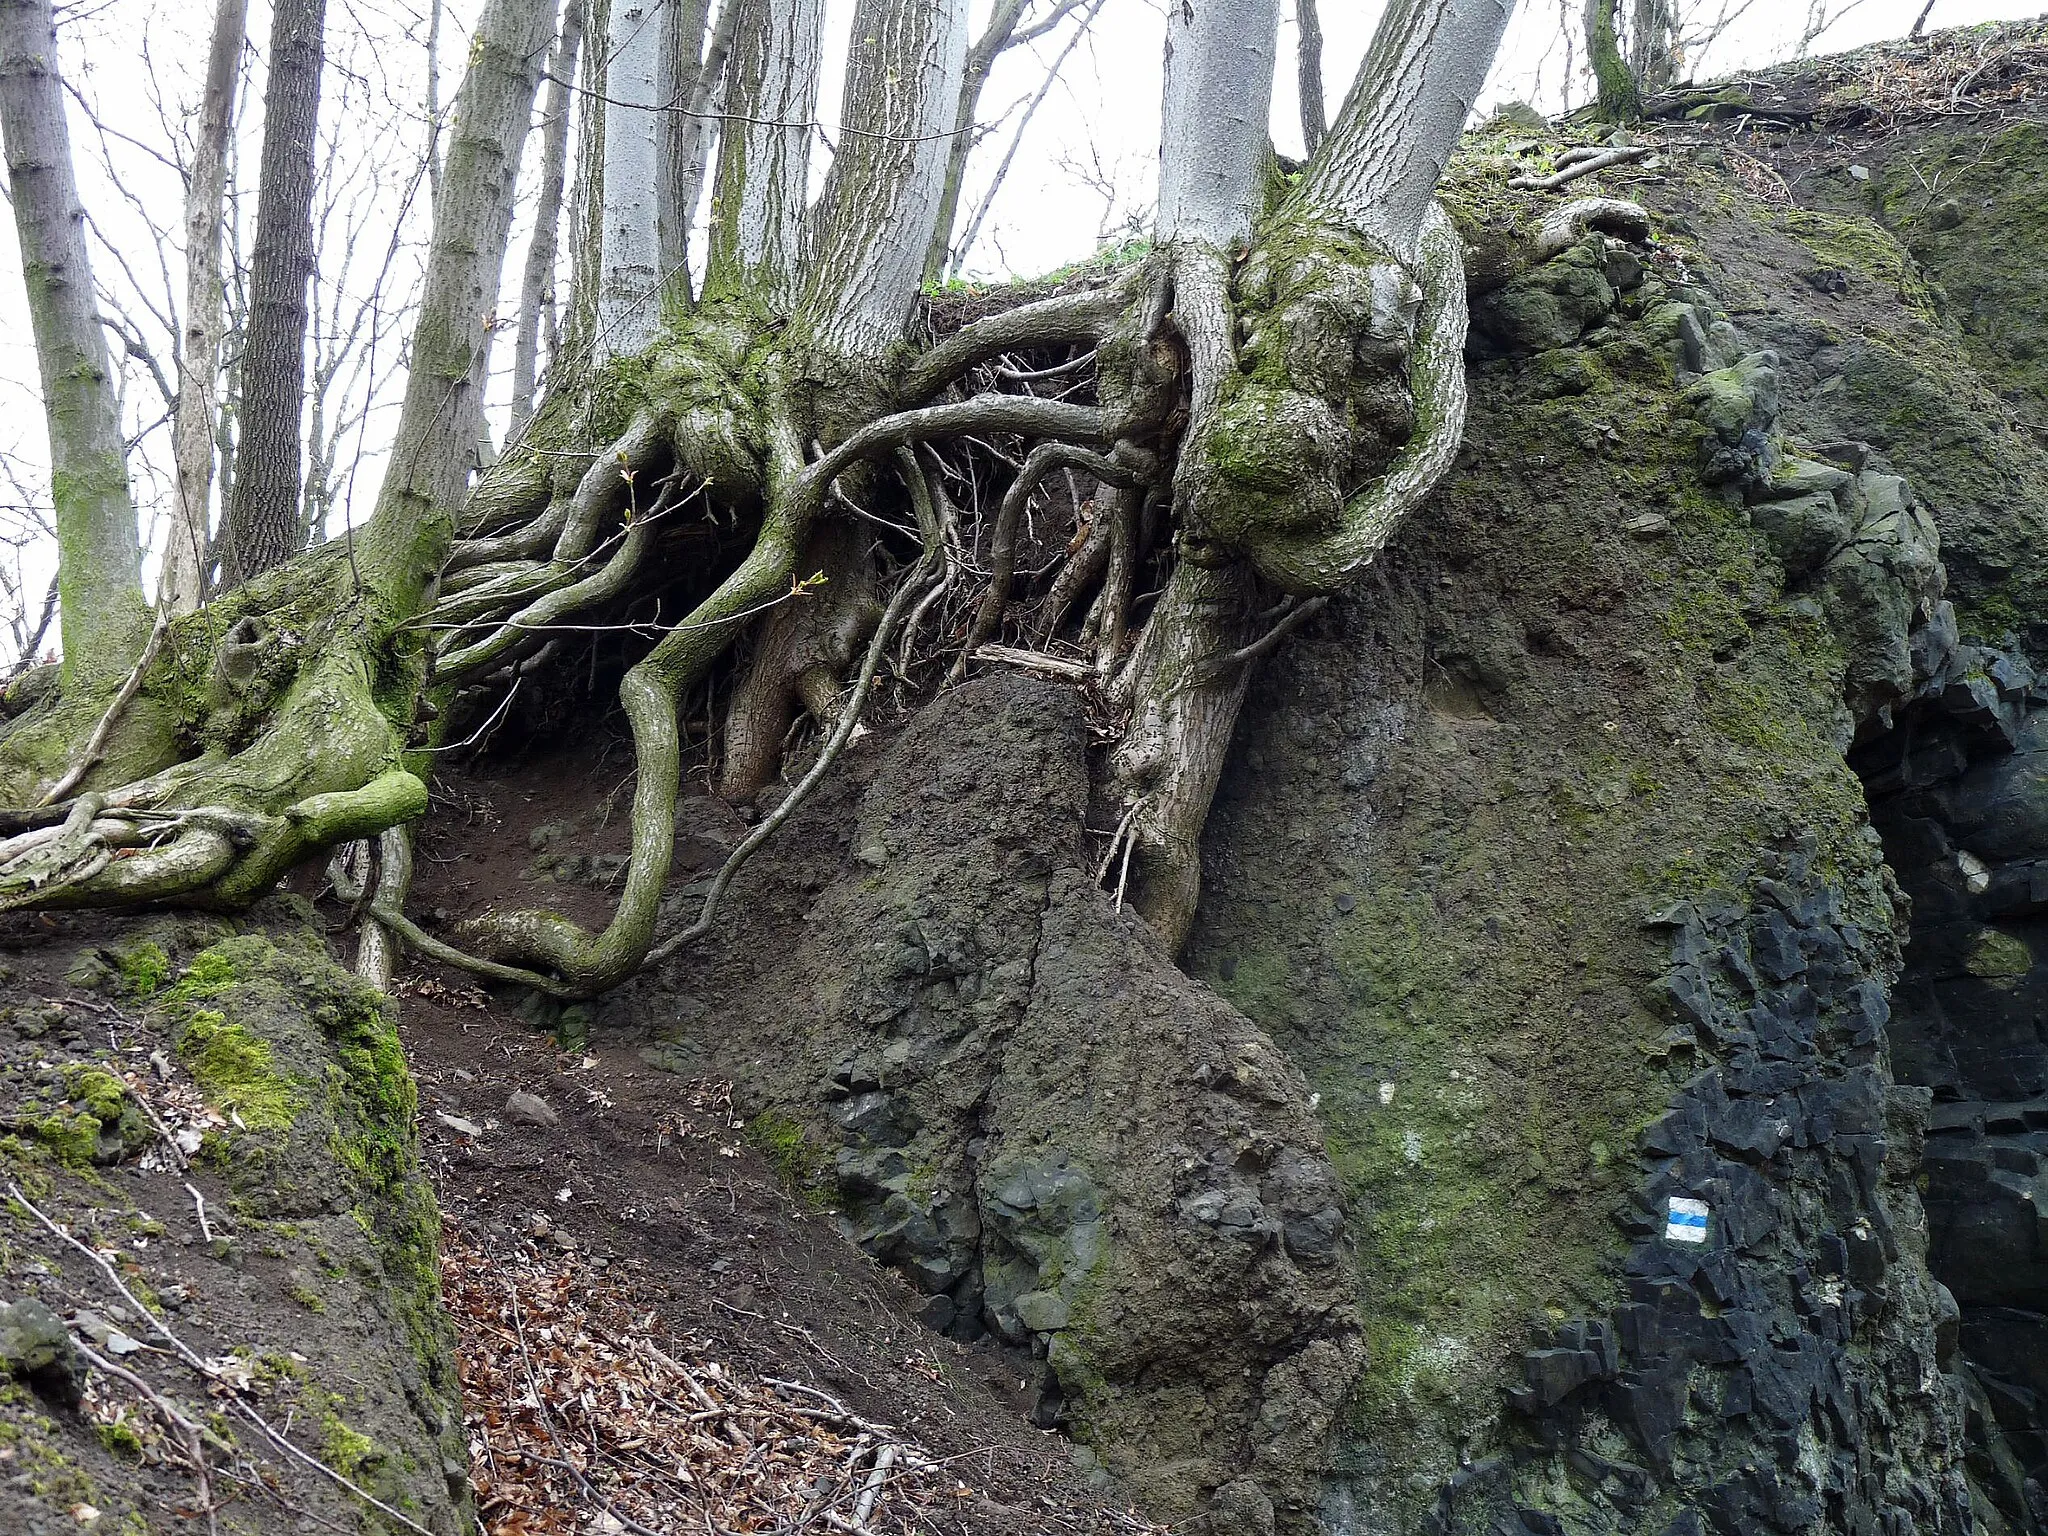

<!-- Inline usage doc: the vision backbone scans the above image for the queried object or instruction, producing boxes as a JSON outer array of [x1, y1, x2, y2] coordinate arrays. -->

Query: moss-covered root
[[0, 768, 427, 915]]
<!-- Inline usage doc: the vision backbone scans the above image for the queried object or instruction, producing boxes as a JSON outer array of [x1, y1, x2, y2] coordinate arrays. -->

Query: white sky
[[0, 0, 2036, 658]]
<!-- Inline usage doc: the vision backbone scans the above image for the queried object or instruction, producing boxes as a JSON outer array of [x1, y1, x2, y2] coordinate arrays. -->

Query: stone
[[1750, 490, 1853, 577], [1012, 1290, 1071, 1333], [506, 1090, 560, 1128], [0, 1297, 82, 1407]]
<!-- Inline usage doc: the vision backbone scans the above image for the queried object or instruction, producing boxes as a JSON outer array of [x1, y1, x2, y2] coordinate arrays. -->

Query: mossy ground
[[0, 913, 470, 1533]]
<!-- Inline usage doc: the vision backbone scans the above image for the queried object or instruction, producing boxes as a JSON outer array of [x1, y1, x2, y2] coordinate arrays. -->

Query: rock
[[0, 1297, 82, 1407], [1469, 237, 1618, 358], [1623, 512, 1672, 538], [1751, 490, 1853, 577], [435, 1111, 482, 1138], [1012, 1290, 1071, 1333], [527, 820, 572, 851], [505, 1090, 560, 1128]]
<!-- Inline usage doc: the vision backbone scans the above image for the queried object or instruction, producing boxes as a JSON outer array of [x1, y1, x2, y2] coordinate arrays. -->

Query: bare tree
[[923, 0, 1089, 286], [511, 0, 585, 435], [1297, 0, 1327, 154], [164, 0, 247, 611], [221, 0, 327, 586], [0, 0, 150, 685]]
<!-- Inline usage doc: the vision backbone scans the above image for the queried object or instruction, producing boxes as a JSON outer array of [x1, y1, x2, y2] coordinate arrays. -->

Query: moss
[[112, 941, 170, 998], [94, 1419, 145, 1459], [747, 1110, 832, 1204], [1870, 121, 2048, 419], [32, 1111, 101, 1169], [1967, 927, 2033, 980], [175, 1009, 300, 1133], [287, 1282, 328, 1314], [309, 1388, 382, 1481], [1776, 209, 1938, 317]]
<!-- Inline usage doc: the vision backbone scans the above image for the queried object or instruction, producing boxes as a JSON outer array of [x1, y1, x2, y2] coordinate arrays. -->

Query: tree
[[163, 0, 247, 613], [0, 0, 1568, 1001], [220, 0, 327, 587], [0, 0, 151, 688], [510, 0, 586, 436]]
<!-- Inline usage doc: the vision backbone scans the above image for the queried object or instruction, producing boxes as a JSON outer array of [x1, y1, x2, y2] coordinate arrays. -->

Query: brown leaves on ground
[[442, 1221, 1149, 1536]]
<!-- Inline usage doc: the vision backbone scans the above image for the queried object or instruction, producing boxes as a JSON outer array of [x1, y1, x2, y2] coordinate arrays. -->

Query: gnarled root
[[718, 519, 882, 800], [1103, 559, 1259, 949]]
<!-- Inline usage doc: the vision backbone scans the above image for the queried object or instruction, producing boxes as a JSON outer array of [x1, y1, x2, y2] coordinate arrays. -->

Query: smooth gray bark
[[1155, 0, 1279, 248], [511, 0, 584, 436], [164, 0, 246, 613], [598, 0, 663, 355], [800, 0, 968, 357], [222, 0, 326, 587], [0, 0, 150, 683]]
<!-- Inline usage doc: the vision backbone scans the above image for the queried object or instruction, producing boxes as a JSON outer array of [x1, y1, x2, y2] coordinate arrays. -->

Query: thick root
[[718, 519, 881, 801], [1103, 559, 1259, 950]]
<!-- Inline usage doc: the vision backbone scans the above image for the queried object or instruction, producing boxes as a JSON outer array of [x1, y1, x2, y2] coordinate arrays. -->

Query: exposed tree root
[[0, 178, 1645, 993]]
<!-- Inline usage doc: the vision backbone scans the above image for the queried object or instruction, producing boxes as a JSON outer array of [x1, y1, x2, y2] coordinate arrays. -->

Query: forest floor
[[0, 722, 1150, 1535], [371, 735, 1153, 1536]]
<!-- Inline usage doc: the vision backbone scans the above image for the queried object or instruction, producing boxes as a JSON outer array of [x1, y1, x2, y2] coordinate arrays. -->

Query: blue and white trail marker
[[1665, 1196, 1710, 1244]]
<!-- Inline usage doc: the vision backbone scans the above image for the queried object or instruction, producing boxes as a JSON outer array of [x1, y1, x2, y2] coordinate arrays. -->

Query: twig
[[1509, 143, 1651, 192], [184, 1181, 212, 1242], [122, 1077, 188, 1171], [973, 643, 1094, 681], [852, 1444, 899, 1531], [1206, 596, 1329, 675], [73, 1335, 223, 1536], [39, 601, 173, 807]]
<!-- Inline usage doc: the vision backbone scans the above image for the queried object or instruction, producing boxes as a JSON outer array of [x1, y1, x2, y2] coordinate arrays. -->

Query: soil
[[393, 961, 1145, 1535], [360, 729, 1152, 1534]]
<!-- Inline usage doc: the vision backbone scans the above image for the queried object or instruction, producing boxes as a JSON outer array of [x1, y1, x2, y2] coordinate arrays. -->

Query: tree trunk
[[800, 0, 969, 358], [1298, 0, 1516, 257], [1629, 0, 1675, 92], [1155, 0, 1278, 248], [598, 0, 663, 356], [1585, 0, 1641, 120], [0, 0, 151, 685], [164, 0, 246, 614], [360, 0, 555, 598], [1296, 0, 1326, 154], [657, 0, 711, 297], [704, 0, 822, 303], [669, 0, 739, 299], [221, 0, 326, 588], [511, 0, 583, 437], [922, 0, 1026, 287]]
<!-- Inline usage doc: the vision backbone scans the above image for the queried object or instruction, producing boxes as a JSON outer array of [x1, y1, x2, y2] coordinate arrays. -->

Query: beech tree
[[0, 0, 1607, 1002]]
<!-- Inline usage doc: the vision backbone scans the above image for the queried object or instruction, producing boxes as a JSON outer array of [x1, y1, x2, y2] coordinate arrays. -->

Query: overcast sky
[[0, 0, 2037, 648]]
